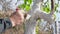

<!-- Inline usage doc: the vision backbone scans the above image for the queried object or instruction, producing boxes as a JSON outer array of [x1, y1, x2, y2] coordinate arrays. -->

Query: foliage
[[41, 0, 58, 14], [18, 0, 32, 11], [36, 26, 39, 34], [41, 1, 51, 14], [55, 3, 58, 11], [36, 19, 41, 34]]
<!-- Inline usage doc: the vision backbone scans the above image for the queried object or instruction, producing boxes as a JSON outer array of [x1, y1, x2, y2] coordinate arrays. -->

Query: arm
[[0, 18, 12, 33], [0, 9, 24, 33]]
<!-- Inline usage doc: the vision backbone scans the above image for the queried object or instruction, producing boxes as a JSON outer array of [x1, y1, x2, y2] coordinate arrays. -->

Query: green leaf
[[27, 0, 32, 4], [24, 0, 28, 4], [18, 0, 32, 11], [55, 4, 58, 11], [45, 7, 50, 13], [25, 5, 30, 11], [18, 4, 25, 9]]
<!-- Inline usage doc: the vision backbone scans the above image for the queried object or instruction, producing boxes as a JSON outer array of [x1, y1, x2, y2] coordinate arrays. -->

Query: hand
[[10, 9, 24, 27]]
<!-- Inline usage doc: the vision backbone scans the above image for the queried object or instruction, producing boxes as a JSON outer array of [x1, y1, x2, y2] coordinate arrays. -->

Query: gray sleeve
[[4, 18, 12, 29], [0, 18, 12, 33], [0, 19, 4, 33]]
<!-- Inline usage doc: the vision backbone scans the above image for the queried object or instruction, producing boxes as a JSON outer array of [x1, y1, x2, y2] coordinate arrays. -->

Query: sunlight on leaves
[[18, 0, 32, 11]]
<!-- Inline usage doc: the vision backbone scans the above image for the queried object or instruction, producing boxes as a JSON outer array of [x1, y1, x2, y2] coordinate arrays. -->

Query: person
[[0, 8, 24, 33]]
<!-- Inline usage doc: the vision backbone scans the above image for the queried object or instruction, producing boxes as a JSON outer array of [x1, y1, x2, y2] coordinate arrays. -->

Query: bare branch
[[28, 0, 43, 15], [49, 0, 55, 15]]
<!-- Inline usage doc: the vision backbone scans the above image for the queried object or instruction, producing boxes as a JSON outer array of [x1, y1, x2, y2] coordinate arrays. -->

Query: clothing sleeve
[[0, 18, 12, 33]]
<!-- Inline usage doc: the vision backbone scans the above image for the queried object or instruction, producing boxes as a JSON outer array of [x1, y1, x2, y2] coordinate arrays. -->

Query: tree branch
[[49, 0, 55, 15], [24, 0, 54, 34]]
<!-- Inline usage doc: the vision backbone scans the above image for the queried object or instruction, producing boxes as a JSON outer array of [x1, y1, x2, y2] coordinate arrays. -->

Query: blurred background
[[0, 0, 60, 34]]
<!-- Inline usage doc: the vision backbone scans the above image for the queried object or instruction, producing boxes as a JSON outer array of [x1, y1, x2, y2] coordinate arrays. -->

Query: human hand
[[10, 9, 24, 27]]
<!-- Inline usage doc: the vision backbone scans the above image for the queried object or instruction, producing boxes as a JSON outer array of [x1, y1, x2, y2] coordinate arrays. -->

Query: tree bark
[[24, 0, 54, 34]]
